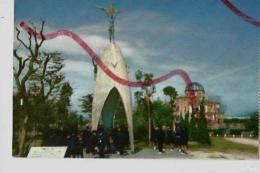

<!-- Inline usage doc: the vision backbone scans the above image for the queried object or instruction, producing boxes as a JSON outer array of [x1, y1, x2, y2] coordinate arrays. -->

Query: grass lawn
[[134, 141, 150, 148], [188, 137, 258, 155]]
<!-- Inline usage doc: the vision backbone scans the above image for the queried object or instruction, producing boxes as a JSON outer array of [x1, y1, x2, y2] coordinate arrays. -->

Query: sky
[[14, 0, 260, 117]]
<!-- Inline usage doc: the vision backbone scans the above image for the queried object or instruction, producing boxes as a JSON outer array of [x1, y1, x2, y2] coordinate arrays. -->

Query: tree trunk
[[148, 112, 151, 143], [17, 115, 28, 156], [146, 96, 151, 143], [172, 115, 176, 132]]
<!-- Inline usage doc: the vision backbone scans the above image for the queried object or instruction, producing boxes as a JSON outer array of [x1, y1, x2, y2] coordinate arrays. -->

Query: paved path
[[84, 145, 258, 160], [188, 151, 258, 160], [110, 148, 191, 159], [225, 138, 259, 147], [84, 148, 191, 159]]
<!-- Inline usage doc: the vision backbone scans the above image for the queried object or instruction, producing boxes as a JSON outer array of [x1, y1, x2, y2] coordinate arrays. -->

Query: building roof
[[185, 82, 205, 93]]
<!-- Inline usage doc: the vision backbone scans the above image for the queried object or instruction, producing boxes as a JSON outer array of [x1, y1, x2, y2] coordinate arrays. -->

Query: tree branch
[[44, 79, 55, 100], [39, 54, 51, 98], [16, 27, 34, 57], [38, 20, 45, 48], [33, 25, 39, 48], [13, 49, 24, 78], [16, 27, 29, 50]]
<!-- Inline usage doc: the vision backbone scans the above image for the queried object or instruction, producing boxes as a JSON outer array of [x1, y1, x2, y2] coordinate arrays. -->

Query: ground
[[225, 137, 258, 147], [187, 137, 258, 160], [84, 137, 258, 159]]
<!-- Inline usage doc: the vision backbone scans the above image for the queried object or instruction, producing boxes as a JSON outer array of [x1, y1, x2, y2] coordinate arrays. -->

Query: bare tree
[[13, 21, 64, 156]]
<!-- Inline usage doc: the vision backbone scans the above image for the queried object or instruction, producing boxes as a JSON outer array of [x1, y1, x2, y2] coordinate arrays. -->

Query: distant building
[[224, 122, 245, 131], [174, 82, 224, 129]]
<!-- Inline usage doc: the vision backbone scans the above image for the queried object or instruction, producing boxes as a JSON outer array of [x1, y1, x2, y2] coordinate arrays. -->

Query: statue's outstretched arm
[[97, 7, 109, 17]]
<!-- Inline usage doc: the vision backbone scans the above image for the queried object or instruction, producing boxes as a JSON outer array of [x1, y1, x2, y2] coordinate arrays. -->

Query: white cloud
[[204, 63, 256, 82], [42, 34, 105, 56], [39, 23, 157, 68], [63, 60, 93, 77]]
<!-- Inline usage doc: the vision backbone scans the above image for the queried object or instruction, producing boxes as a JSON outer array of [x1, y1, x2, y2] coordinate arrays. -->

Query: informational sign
[[27, 147, 67, 158]]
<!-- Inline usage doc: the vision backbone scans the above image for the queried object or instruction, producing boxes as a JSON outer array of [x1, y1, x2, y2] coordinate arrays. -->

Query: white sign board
[[27, 147, 67, 158]]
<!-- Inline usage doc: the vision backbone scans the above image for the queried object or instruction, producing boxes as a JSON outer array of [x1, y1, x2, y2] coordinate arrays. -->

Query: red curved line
[[19, 21, 193, 88], [221, 0, 260, 28]]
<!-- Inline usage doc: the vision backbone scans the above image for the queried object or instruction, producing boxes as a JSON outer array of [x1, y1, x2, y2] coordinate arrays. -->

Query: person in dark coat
[[114, 127, 125, 155], [97, 126, 108, 158], [164, 126, 172, 150], [171, 130, 177, 150], [64, 133, 71, 158], [82, 126, 91, 154], [151, 126, 158, 150], [65, 132, 79, 158], [156, 125, 165, 154], [110, 126, 118, 154], [166, 127, 175, 151], [180, 124, 188, 154], [88, 131, 98, 157], [76, 132, 84, 158], [175, 125, 181, 152]]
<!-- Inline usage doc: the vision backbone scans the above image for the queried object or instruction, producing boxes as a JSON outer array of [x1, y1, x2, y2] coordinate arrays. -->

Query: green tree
[[79, 93, 93, 118], [133, 93, 147, 141], [153, 99, 172, 127], [134, 91, 144, 106], [56, 82, 73, 130], [188, 112, 198, 141], [197, 97, 211, 145], [163, 86, 178, 131], [135, 69, 156, 142], [163, 86, 178, 104], [64, 111, 84, 132], [245, 112, 259, 137]]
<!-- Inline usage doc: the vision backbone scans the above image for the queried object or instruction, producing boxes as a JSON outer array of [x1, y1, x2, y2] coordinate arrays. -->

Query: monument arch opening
[[100, 87, 127, 132]]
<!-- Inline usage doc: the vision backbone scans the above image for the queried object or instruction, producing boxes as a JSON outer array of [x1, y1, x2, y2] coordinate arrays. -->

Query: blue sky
[[15, 0, 260, 116]]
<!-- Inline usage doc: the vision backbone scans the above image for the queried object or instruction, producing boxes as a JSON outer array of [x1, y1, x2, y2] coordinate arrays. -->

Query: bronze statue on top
[[97, 1, 123, 42]]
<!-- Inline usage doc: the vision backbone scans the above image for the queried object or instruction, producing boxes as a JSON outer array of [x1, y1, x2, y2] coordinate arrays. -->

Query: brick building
[[174, 82, 224, 129]]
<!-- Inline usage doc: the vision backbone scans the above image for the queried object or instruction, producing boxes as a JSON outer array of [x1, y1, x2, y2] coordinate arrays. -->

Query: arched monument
[[91, 2, 134, 151]]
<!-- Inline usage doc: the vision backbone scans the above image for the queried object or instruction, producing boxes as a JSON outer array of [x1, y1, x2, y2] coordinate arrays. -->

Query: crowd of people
[[48, 125, 129, 158], [151, 124, 189, 154], [47, 123, 189, 158]]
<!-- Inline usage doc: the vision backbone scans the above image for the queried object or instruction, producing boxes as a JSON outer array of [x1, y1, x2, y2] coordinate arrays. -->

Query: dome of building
[[185, 82, 205, 93]]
